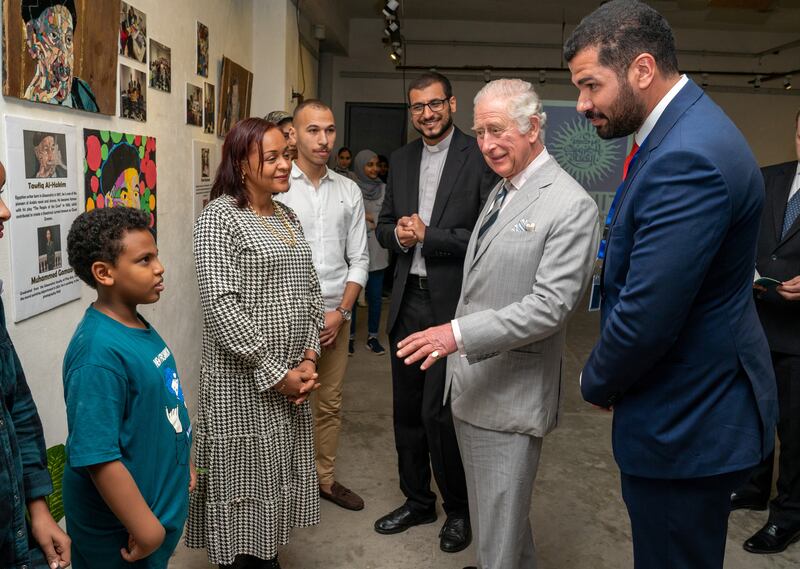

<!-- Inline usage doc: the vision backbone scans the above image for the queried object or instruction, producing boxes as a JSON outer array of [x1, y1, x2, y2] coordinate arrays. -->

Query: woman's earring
[[240, 169, 246, 185]]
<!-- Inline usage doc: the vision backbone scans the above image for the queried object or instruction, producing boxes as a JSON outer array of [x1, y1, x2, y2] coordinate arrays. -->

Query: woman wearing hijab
[[349, 149, 389, 355]]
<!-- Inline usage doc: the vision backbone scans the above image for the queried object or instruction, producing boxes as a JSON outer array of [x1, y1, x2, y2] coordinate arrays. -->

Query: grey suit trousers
[[454, 417, 543, 569]]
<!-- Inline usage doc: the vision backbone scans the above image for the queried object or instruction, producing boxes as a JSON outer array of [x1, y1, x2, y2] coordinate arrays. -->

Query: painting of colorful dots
[[83, 129, 157, 238]]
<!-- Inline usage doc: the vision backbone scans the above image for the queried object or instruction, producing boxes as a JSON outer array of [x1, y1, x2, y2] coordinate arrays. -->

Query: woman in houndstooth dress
[[187, 118, 323, 569]]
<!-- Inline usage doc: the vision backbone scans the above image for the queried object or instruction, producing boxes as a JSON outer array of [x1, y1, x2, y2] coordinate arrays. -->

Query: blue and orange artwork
[[83, 129, 157, 236]]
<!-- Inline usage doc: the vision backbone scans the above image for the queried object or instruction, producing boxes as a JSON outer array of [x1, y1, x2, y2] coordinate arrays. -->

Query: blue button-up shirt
[[0, 296, 53, 568]]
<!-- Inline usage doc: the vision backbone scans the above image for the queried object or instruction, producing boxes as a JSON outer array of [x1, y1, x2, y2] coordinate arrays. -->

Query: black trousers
[[621, 469, 751, 569], [389, 284, 468, 517], [736, 351, 800, 526]]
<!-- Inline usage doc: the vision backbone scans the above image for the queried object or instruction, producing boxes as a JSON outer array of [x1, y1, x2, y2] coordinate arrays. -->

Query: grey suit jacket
[[446, 155, 600, 437]]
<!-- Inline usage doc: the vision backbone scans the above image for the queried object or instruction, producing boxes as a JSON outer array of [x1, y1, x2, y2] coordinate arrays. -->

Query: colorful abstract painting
[[83, 129, 157, 236], [3, 0, 120, 115]]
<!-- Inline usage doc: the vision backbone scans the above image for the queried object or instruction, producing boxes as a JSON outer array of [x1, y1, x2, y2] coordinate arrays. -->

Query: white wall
[[0, 0, 257, 446], [330, 18, 800, 165]]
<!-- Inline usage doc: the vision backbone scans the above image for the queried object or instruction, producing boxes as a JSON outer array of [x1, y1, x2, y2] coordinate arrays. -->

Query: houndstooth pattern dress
[[186, 194, 324, 565]]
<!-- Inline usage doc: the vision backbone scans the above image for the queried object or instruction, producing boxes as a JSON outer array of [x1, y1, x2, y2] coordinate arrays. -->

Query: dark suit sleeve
[[581, 150, 733, 407], [376, 152, 406, 254], [421, 158, 499, 258]]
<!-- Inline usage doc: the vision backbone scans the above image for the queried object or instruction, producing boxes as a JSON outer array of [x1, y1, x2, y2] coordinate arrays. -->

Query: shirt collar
[[291, 161, 331, 183], [635, 74, 689, 147], [508, 147, 550, 191], [423, 127, 454, 154]]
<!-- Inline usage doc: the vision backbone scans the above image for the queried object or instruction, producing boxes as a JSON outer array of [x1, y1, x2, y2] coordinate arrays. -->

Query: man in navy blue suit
[[565, 2, 778, 568]]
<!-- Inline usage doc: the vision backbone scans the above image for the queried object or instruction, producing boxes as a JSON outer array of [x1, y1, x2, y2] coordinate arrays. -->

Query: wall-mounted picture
[[218, 56, 253, 137], [84, 129, 157, 237], [37, 224, 62, 273], [23, 131, 68, 179], [204, 83, 215, 134], [149, 39, 171, 92], [187, 83, 203, 127], [120, 64, 146, 122], [197, 21, 209, 77], [3, 0, 121, 115], [119, 1, 146, 63]]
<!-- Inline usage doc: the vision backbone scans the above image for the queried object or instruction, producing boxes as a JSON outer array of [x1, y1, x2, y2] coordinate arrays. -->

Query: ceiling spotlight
[[784, 75, 792, 90], [754, 75, 761, 89], [389, 48, 402, 63], [383, 0, 400, 18], [384, 20, 399, 36], [539, 69, 546, 84], [484, 69, 492, 83], [701, 73, 709, 88]]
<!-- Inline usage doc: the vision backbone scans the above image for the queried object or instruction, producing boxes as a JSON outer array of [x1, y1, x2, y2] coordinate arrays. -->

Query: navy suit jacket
[[581, 79, 778, 479]]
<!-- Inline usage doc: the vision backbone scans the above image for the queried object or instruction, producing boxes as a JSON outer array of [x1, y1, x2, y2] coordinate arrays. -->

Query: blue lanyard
[[596, 145, 643, 261]]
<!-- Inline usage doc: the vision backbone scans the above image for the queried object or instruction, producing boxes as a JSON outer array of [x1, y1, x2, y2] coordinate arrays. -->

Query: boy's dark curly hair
[[67, 207, 151, 288]]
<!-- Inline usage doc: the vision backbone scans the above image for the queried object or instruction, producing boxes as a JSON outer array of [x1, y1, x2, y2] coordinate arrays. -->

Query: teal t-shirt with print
[[62, 306, 192, 569]]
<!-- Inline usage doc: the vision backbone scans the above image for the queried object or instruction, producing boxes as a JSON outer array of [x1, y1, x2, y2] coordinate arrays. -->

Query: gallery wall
[[329, 18, 800, 166], [0, 0, 318, 447]]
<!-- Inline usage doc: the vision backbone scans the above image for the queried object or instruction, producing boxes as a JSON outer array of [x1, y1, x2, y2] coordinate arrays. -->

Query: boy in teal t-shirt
[[62, 208, 193, 569]]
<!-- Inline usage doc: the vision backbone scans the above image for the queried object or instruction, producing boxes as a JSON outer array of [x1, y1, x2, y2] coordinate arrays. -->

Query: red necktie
[[622, 142, 639, 181]]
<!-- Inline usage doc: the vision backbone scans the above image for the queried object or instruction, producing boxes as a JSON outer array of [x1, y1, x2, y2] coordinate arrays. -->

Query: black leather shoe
[[374, 504, 437, 535], [743, 522, 800, 554], [440, 515, 472, 553], [730, 491, 768, 511]]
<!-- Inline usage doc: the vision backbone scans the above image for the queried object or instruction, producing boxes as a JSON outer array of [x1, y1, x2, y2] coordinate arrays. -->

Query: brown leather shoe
[[320, 481, 365, 511]]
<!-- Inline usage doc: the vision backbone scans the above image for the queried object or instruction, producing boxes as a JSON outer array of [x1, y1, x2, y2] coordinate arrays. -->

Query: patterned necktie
[[476, 182, 509, 248], [622, 142, 640, 181], [782, 189, 800, 239]]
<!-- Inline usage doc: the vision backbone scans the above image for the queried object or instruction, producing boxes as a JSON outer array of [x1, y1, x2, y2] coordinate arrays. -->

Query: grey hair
[[473, 78, 547, 141]]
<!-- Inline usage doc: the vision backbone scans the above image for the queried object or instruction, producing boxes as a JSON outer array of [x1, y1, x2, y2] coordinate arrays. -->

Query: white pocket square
[[512, 219, 535, 233]]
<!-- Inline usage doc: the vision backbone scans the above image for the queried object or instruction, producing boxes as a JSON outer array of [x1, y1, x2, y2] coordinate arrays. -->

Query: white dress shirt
[[634, 74, 688, 146], [278, 163, 369, 311], [395, 128, 454, 277], [451, 147, 552, 354], [789, 163, 800, 202]]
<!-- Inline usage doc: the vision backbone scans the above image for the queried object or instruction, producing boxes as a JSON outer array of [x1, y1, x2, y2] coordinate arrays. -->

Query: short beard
[[414, 113, 453, 142], [588, 79, 648, 140]]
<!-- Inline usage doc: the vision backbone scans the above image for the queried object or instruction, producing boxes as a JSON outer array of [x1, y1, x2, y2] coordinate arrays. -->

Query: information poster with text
[[5, 117, 82, 321]]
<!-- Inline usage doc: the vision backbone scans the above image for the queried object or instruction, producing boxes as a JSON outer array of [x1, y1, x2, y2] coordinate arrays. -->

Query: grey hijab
[[353, 149, 383, 201]]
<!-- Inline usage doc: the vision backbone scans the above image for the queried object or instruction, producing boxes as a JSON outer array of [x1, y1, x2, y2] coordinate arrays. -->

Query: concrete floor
[[171, 300, 800, 568]]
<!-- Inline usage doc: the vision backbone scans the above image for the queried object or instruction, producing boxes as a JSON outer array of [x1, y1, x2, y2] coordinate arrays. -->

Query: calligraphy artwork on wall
[[84, 129, 157, 237], [218, 56, 253, 137], [3, 0, 120, 115]]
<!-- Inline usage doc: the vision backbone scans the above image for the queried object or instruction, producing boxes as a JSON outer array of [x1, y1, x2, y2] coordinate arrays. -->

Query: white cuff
[[394, 227, 409, 253], [451, 319, 467, 357]]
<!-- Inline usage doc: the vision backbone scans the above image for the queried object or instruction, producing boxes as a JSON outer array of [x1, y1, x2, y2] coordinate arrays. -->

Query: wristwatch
[[336, 306, 352, 321]]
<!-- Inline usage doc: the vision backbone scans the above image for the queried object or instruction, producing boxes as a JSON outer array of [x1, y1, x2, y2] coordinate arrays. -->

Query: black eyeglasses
[[409, 97, 450, 115]]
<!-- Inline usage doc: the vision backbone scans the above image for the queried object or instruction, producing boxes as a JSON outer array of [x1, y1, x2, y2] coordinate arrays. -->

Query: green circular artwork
[[549, 119, 619, 188]]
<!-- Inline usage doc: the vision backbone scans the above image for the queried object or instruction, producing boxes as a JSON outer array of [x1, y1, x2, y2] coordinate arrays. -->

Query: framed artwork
[[2, 0, 121, 115], [186, 83, 203, 127], [119, 1, 146, 63], [204, 83, 215, 134], [149, 39, 171, 92], [196, 21, 208, 77], [217, 56, 253, 137], [119, 64, 146, 122], [84, 129, 157, 237]]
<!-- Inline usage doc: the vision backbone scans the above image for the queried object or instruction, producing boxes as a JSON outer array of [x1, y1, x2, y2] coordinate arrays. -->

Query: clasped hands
[[396, 214, 427, 249], [275, 359, 319, 405], [396, 323, 457, 371]]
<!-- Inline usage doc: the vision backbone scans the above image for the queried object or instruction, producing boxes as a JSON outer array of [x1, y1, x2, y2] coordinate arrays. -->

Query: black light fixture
[[701, 73, 709, 88], [784, 75, 792, 90], [383, 0, 399, 18], [754, 75, 761, 88], [539, 69, 546, 85]]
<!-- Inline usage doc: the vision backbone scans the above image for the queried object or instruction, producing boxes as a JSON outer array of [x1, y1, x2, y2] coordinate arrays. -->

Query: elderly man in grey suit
[[398, 78, 600, 569]]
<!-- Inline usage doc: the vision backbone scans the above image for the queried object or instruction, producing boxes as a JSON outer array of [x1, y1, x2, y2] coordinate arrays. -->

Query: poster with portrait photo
[[120, 63, 147, 122], [193, 140, 217, 220], [5, 116, 81, 322], [204, 83, 215, 134], [217, 56, 253, 137], [37, 224, 62, 273], [23, 131, 68, 179]]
